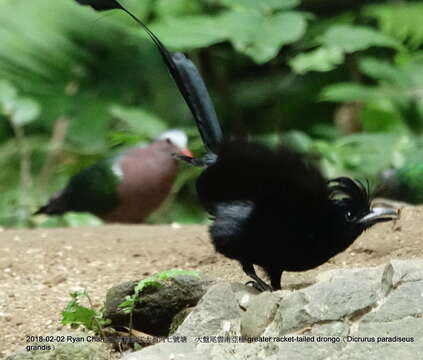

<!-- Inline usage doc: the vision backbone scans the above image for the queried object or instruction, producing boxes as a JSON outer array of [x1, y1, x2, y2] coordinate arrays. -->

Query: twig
[[8, 115, 33, 223], [38, 116, 70, 193], [84, 290, 106, 339]]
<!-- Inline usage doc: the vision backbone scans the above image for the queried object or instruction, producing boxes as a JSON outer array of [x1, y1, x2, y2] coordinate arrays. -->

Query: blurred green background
[[1, 0, 423, 228]]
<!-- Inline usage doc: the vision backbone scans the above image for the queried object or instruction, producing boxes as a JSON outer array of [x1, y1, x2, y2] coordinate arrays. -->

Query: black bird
[[74, 0, 399, 291]]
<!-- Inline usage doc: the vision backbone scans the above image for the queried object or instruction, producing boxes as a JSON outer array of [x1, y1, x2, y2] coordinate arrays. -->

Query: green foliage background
[[1, 0, 423, 227]]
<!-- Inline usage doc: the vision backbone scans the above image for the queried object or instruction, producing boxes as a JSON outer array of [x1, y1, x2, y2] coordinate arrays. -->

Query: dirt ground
[[1, 206, 422, 358]]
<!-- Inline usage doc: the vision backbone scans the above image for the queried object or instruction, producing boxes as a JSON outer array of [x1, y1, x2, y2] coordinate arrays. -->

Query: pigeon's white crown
[[157, 129, 188, 149]]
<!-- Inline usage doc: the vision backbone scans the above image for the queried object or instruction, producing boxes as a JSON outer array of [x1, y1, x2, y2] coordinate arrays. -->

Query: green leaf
[[61, 290, 109, 332], [118, 298, 134, 308], [61, 292, 98, 330], [290, 25, 400, 74], [319, 25, 400, 53], [109, 104, 166, 138], [0, 80, 17, 114], [68, 101, 111, 152], [124, 0, 154, 17], [361, 102, 405, 133], [62, 304, 97, 328], [62, 212, 103, 227], [289, 46, 344, 74], [279, 131, 313, 152], [108, 132, 144, 147], [217, 0, 300, 13], [320, 83, 379, 102], [149, 16, 226, 50], [118, 296, 136, 313], [399, 58, 423, 89], [10, 98, 40, 126], [0, 81, 40, 125], [156, 269, 200, 281], [220, 10, 307, 63], [133, 277, 163, 294], [155, 0, 201, 18], [365, 3, 423, 49], [314, 133, 406, 179], [117, 269, 199, 314], [358, 57, 409, 85]]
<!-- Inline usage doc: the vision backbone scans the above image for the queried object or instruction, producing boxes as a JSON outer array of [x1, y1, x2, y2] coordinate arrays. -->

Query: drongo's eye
[[345, 211, 354, 221]]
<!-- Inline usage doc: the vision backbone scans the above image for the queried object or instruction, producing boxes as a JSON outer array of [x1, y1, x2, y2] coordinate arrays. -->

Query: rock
[[336, 317, 423, 359], [104, 274, 213, 336], [121, 342, 206, 360], [103, 280, 138, 329], [119, 259, 423, 360], [273, 265, 387, 335], [174, 283, 243, 339], [240, 292, 281, 338], [4, 331, 110, 360], [122, 282, 244, 360], [230, 283, 260, 310], [169, 307, 194, 335]]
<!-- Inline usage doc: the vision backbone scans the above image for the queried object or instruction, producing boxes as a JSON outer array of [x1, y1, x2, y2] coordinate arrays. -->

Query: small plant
[[61, 290, 110, 337], [118, 277, 162, 315], [118, 269, 200, 334]]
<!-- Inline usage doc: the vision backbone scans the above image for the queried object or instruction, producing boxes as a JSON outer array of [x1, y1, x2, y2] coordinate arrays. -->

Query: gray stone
[[305, 266, 386, 320], [121, 283, 242, 360], [104, 274, 212, 336], [241, 292, 281, 338], [119, 259, 423, 360], [388, 258, 423, 286], [270, 290, 315, 335], [169, 307, 194, 335], [103, 280, 137, 326], [265, 322, 350, 360], [5, 332, 110, 360], [230, 283, 259, 310], [361, 280, 423, 322], [175, 282, 242, 339], [121, 342, 207, 360], [337, 317, 423, 359]]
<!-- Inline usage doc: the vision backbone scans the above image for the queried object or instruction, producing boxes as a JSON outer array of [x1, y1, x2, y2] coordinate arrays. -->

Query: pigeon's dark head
[[329, 177, 398, 235]]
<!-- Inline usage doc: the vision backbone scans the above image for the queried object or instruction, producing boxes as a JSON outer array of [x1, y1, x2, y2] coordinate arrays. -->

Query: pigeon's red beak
[[181, 148, 193, 157]]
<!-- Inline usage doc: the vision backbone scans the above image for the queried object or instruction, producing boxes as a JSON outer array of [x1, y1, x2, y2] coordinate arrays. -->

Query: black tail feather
[[33, 191, 68, 216], [170, 53, 223, 154], [33, 202, 67, 216], [76, 0, 223, 154], [75, 0, 121, 11]]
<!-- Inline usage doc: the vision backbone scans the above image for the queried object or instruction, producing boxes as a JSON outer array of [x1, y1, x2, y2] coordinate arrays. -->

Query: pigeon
[[35, 130, 192, 223]]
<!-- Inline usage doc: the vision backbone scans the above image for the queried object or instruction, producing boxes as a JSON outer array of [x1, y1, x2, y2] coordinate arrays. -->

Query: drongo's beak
[[358, 207, 399, 224]]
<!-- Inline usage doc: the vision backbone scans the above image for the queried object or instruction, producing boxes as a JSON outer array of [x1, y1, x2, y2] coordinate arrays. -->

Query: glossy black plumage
[[74, 0, 398, 291], [75, 0, 121, 11], [197, 142, 394, 290], [76, 0, 223, 155]]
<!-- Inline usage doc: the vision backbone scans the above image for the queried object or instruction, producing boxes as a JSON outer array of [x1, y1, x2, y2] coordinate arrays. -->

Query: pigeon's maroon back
[[100, 140, 179, 223]]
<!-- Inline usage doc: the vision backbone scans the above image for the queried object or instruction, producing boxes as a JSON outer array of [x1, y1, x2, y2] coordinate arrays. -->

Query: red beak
[[180, 148, 193, 157]]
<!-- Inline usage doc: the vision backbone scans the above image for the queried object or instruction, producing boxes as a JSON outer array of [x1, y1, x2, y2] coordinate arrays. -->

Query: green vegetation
[[60, 270, 199, 337], [118, 269, 200, 324], [118, 269, 199, 337], [62, 290, 110, 335], [1, 0, 423, 227]]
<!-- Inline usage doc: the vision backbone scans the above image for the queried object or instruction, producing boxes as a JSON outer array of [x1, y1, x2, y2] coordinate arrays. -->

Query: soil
[[1, 205, 422, 358]]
